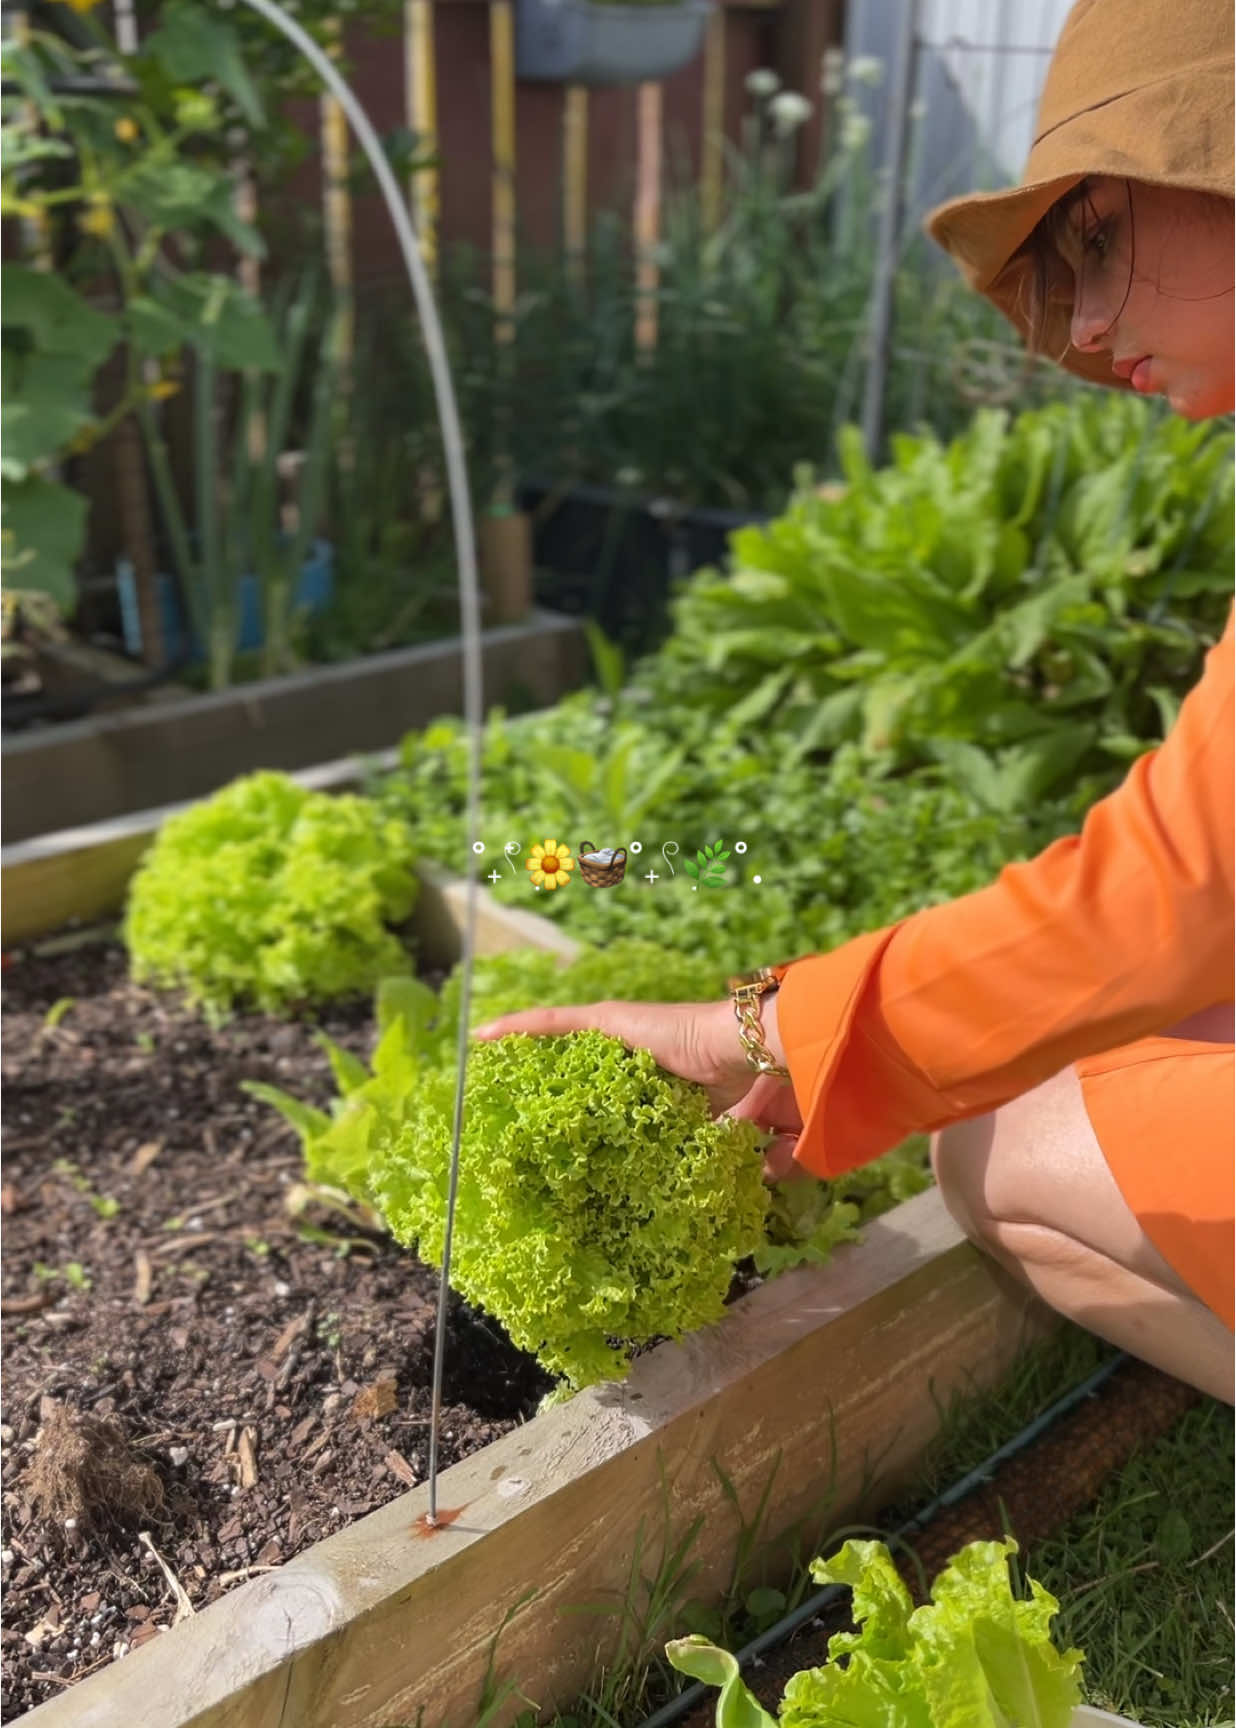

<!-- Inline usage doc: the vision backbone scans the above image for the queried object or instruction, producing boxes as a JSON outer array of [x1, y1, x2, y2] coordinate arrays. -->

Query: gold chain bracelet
[[728, 968, 791, 1079]]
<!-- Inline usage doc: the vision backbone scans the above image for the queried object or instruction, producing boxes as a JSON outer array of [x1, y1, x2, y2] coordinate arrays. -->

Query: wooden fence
[[301, 0, 844, 297]]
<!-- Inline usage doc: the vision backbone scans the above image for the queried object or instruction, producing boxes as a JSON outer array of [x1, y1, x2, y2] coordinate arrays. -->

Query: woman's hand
[[471, 996, 805, 1182]]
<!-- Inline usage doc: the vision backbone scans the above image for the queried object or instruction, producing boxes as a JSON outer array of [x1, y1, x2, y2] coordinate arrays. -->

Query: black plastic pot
[[519, 476, 767, 657]]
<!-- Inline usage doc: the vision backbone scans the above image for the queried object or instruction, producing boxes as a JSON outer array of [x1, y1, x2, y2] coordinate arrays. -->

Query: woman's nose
[[1070, 277, 1117, 352], [1071, 299, 1111, 352]]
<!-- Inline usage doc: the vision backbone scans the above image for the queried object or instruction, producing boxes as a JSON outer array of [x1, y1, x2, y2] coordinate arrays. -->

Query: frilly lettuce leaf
[[669, 1538, 1083, 1728]]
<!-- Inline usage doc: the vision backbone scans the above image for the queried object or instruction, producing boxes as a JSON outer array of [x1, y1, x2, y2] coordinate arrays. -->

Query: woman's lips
[[1130, 356, 1154, 392]]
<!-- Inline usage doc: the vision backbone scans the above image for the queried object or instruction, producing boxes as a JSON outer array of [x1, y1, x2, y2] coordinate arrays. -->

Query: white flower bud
[[820, 47, 845, 97], [770, 91, 813, 137], [745, 68, 781, 99], [848, 54, 885, 87], [841, 111, 871, 153]]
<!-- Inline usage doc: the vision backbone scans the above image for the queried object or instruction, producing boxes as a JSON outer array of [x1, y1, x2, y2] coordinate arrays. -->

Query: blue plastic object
[[515, 0, 712, 86], [117, 540, 335, 666]]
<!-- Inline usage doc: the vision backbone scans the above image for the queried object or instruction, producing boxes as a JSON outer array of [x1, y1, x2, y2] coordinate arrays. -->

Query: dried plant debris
[[27, 1400, 164, 1538]]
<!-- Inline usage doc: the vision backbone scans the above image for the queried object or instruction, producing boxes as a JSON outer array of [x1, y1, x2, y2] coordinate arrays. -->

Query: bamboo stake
[[489, 0, 517, 511], [405, 0, 439, 275], [563, 85, 588, 285], [320, 17, 354, 383], [490, 0, 517, 346], [700, 6, 726, 233], [633, 82, 663, 357]]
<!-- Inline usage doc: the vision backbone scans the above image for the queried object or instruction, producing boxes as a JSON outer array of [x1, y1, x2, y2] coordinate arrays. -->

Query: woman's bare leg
[[931, 1063, 1234, 1405]]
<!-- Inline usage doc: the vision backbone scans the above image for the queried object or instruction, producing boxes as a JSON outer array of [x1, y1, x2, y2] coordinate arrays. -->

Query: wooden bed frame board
[[22, 1192, 1055, 1727], [1, 751, 580, 966]]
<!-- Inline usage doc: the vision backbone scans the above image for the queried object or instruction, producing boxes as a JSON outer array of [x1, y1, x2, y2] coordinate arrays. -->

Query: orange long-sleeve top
[[770, 606, 1235, 1178]]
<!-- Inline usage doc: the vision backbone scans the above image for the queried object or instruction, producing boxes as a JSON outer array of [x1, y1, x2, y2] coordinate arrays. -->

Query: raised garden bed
[[2, 608, 587, 845], [2, 795, 1057, 1726], [1, 940, 554, 1720]]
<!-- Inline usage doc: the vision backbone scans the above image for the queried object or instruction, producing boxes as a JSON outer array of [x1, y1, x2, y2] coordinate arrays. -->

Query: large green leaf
[[1, 264, 117, 368], [143, 0, 264, 129], [2, 351, 97, 470], [1, 474, 87, 608], [123, 159, 265, 259], [145, 275, 280, 371]]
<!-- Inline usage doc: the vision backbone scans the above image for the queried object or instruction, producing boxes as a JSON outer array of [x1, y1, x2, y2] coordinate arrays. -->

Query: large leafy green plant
[[372, 1029, 768, 1388], [250, 945, 772, 1390], [124, 771, 418, 1020], [639, 396, 1233, 806], [2, 6, 270, 610]]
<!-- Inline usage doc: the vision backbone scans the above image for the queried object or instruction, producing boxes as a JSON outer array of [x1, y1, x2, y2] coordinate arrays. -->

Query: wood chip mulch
[[1, 938, 551, 1720]]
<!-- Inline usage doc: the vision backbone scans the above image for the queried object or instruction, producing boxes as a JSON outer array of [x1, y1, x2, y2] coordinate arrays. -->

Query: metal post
[[860, 0, 919, 462]]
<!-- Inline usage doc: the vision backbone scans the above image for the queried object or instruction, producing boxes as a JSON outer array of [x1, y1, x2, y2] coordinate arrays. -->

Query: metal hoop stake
[[231, 0, 485, 1528]]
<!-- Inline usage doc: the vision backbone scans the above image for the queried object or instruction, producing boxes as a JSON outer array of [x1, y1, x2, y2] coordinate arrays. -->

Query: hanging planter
[[515, 0, 713, 87]]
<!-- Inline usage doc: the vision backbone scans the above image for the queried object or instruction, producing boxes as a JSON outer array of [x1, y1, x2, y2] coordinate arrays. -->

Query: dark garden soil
[[0, 936, 553, 1721]]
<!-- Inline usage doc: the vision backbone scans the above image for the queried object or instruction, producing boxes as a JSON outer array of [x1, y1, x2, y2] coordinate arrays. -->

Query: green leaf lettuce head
[[371, 1028, 769, 1388], [667, 1536, 1083, 1728], [124, 770, 418, 1020]]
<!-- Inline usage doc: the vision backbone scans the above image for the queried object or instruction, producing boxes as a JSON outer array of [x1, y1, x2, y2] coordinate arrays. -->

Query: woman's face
[[1055, 176, 1234, 419]]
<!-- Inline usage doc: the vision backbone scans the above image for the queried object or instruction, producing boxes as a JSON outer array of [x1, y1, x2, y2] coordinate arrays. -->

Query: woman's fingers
[[761, 1133, 810, 1184], [724, 1070, 803, 1133], [471, 999, 810, 1150], [472, 1004, 600, 1040], [472, 998, 755, 1116]]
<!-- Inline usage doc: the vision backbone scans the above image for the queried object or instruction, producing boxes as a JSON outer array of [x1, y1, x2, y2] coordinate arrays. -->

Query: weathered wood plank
[[1, 609, 587, 842], [23, 1191, 1055, 1727], [1, 753, 581, 963]]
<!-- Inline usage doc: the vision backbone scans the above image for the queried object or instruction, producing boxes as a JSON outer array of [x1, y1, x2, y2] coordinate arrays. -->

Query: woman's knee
[[930, 1113, 998, 1245]]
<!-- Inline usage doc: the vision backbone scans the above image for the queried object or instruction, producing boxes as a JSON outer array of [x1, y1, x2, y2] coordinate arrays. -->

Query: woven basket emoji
[[577, 842, 627, 887]]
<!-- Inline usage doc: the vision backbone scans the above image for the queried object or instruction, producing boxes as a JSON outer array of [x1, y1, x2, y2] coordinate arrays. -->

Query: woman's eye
[[1084, 223, 1111, 260]]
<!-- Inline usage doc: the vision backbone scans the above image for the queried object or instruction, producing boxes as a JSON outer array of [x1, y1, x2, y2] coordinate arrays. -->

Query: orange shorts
[[1076, 1036, 1235, 1331]]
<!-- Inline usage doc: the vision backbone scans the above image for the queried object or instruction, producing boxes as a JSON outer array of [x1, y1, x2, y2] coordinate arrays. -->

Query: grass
[[1031, 1397, 1235, 1728], [505, 1324, 1233, 1728], [882, 1324, 1235, 1728]]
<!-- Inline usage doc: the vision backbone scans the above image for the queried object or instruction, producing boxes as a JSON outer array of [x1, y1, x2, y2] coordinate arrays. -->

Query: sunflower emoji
[[525, 839, 575, 890]]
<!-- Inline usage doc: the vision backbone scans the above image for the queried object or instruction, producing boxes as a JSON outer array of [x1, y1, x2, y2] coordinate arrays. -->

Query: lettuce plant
[[249, 936, 923, 1384], [250, 947, 769, 1390], [668, 1536, 1084, 1728], [372, 1028, 769, 1388], [124, 770, 419, 1020], [639, 396, 1233, 802]]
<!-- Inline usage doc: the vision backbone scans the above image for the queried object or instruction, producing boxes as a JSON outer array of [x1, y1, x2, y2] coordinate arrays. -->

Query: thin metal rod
[[231, 0, 485, 1528], [860, 0, 919, 462]]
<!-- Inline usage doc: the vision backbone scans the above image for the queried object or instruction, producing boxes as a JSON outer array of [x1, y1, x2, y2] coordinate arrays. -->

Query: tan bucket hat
[[925, 0, 1235, 391]]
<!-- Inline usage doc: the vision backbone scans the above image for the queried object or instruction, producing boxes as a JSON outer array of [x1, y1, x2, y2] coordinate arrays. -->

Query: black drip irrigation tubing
[[636, 1348, 1128, 1728]]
